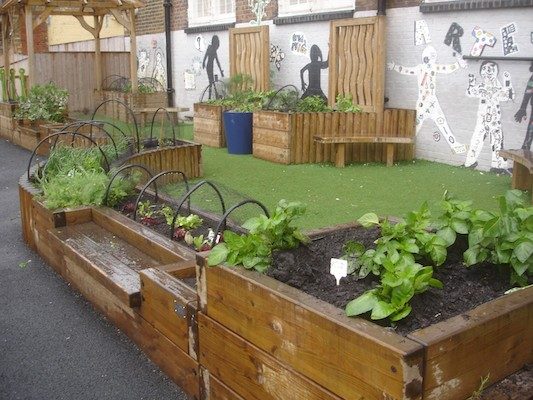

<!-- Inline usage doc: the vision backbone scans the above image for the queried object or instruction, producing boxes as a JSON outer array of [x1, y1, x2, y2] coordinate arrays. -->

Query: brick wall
[[18, 9, 49, 54], [171, 0, 188, 31], [135, 0, 165, 35], [357, 0, 420, 12]]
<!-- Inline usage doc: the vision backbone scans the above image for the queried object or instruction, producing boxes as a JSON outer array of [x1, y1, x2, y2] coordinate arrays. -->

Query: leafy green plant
[[346, 257, 442, 321], [106, 171, 141, 208], [433, 190, 475, 247], [463, 190, 533, 286], [295, 96, 333, 112], [334, 94, 362, 113], [343, 204, 447, 322], [15, 83, 68, 122], [208, 200, 309, 273]]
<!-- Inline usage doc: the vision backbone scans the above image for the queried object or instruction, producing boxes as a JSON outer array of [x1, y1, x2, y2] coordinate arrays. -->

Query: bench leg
[[386, 143, 394, 167], [335, 143, 346, 168], [512, 161, 530, 190]]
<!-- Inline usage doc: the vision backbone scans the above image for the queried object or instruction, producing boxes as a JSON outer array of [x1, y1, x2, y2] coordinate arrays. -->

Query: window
[[278, 0, 355, 17], [188, 0, 235, 27]]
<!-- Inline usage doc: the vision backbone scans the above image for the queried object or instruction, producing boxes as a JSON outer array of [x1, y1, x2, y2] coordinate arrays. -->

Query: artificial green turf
[[76, 114, 515, 230], [197, 147, 513, 230]]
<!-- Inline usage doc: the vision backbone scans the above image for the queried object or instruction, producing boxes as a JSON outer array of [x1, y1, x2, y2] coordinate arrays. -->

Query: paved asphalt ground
[[0, 139, 188, 400]]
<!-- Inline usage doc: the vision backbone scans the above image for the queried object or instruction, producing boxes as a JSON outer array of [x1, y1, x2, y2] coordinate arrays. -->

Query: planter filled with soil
[[197, 221, 533, 400]]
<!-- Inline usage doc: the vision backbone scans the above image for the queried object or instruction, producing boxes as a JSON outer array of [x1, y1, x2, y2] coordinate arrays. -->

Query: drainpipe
[[377, 0, 387, 15], [164, 0, 174, 107]]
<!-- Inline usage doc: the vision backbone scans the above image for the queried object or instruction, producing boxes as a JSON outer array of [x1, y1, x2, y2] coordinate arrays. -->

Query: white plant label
[[330, 258, 348, 286]]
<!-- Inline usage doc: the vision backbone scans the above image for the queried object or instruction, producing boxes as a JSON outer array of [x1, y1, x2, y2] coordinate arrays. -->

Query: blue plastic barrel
[[223, 111, 253, 154]]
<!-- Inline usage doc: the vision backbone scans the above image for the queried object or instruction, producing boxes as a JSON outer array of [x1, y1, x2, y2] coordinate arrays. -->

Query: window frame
[[277, 0, 355, 17], [188, 0, 236, 28]]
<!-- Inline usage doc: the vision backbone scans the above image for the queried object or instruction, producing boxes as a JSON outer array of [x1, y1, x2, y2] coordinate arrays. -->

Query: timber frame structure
[[0, 0, 144, 93]]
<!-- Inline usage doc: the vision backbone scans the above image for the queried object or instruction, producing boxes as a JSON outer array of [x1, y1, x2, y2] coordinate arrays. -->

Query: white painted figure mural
[[388, 45, 468, 154], [464, 61, 515, 171], [137, 36, 167, 89]]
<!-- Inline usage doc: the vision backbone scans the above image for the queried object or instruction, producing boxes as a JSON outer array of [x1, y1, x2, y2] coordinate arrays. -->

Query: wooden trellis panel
[[229, 25, 270, 91], [329, 16, 386, 117]]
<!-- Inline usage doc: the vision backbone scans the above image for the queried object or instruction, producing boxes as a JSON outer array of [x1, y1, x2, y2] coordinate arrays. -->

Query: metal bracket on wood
[[174, 300, 186, 318]]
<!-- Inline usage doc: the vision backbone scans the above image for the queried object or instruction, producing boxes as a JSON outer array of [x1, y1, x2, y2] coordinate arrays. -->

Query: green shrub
[[15, 83, 69, 123]]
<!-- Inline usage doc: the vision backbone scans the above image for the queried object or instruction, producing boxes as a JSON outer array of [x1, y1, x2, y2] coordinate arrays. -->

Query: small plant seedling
[[467, 374, 490, 400], [18, 259, 31, 269], [137, 200, 159, 226]]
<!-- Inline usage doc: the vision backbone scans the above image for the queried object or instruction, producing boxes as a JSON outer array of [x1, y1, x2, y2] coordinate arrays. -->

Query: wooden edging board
[[196, 253, 533, 400], [193, 103, 227, 148], [19, 174, 201, 398]]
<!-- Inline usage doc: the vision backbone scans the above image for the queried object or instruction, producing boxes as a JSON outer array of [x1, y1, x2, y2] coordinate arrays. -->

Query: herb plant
[[295, 96, 333, 112], [334, 94, 362, 113]]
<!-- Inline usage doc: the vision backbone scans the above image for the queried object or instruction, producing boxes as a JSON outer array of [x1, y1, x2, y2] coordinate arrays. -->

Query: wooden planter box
[[127, 140, 203, 185], [253, 109, 416, 165], [19, 173, 201, 398], [0, 101, 17, 141], [193, 103, 227, 148], [100, 90, 167, 123], [196, 246, 533, 400]]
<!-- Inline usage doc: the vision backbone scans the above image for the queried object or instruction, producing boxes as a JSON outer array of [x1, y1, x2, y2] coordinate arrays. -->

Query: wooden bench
[[499, 149, 533, 202], [314, 136, 415, 167]]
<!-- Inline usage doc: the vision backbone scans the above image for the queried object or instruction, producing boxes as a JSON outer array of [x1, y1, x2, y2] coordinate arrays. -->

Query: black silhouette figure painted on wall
[[203, 35, 224, 99], [300, 44, 328, 101], [514, 62, 533, 150]]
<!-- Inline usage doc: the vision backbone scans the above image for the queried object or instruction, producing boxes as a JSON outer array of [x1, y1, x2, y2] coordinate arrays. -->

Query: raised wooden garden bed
[[127, 140, 203, 184], [19, 173, 201, 398], [193, 103, 227, 148], [253, 108, 416, 165], [0, 101, 17, 141], [196, 226, 533, 400]]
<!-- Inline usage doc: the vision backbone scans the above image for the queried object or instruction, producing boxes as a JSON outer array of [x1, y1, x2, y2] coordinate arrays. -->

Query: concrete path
[[0, 139, 188, 400]]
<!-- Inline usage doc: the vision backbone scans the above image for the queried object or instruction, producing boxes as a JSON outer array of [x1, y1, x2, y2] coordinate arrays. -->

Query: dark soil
[[268, 226, 515, 336]]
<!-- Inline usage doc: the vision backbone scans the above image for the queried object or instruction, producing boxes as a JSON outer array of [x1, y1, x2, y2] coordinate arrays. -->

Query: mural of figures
[[300, 44, 328, 101], [137, 36, 167, 88], [464, 61, 515, 171], [203, 35, 224, 99], [152, 50, 165, 85], [388, 45, 467, 154], [138, 49, 150, 78], [514, 61, 533, 150]]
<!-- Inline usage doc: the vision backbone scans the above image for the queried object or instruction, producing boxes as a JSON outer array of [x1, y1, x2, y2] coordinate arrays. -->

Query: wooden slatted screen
[[229, 25, 270, 91], [329, 16, 386, 117]]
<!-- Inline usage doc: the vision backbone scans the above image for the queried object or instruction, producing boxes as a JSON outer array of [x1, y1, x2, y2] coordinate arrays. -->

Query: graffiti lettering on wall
[[195, 35, 207, 52], [270, 45, 285, 71], [501, 23, 519, 55], [388, 45, 467, 154], [514, 62, 533, 150], [249, 0, 271, 25], [444, 22, 464, 55], [137, 37, 166, 88], [414, 20, 431, 45], [470, 27, 497, 57], [300, 44, 328, 101], [464, 62, 514, 171], [291, 32, 308, 56], [203, 35, 224, 99]]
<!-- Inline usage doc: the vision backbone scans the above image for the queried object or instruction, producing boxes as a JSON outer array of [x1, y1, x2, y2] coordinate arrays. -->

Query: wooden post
[[94, 16, 103, 93], [129, 9, 138, 94], [24, 5, 35, 88], [2, 15, 10, 83]]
